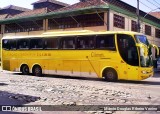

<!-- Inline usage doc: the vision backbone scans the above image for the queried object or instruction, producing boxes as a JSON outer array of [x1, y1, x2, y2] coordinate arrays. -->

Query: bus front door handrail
[[150, 44, 159, 57]]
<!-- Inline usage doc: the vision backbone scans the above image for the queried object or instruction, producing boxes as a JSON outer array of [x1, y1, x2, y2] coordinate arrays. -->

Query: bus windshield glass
[[135, 35, 149, 46], [135, 35, 153, 67]]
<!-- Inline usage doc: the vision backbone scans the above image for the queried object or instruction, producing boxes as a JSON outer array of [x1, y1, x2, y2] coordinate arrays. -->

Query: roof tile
[[12, 8, 48, 18], [56, 0, 106, 12], [150, 12, 160, 19], [2, 5, 30, 11], [32, 0, 69, 7], [0, 14, 10, 20]]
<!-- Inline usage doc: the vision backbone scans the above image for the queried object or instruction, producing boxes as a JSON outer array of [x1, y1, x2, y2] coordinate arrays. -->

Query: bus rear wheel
[[21, 65, 29, 75], [103, 68, 118, 82], [32, 65, 42, 76]]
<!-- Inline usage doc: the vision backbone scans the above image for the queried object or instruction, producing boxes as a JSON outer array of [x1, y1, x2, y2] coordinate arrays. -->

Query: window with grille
[[145, 25, 151, 36], [131, 20, 137, 32], [114, 14, 125, 29], [155, 28, 160, 38], [5, 20, 43, 33], [48, 13, 104, 30]]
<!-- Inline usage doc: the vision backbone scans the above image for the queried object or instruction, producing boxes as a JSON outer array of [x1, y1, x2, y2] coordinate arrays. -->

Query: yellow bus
[[159, 46, 160, 57], [1, 30, 159, 81]]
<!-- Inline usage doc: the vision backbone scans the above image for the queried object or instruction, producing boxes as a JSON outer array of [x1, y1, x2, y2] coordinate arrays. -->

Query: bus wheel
[[103, 68, 118, 82], [33, 65, 42, 76], [21, 65, 29, 75]]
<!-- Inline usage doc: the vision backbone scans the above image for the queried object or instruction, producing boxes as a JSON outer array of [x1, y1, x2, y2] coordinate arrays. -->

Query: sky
[[0, 0, 160, 13]]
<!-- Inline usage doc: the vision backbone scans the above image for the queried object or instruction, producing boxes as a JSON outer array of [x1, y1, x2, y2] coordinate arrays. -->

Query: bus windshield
[[135, 35, 153, 67], [117, 34, 153, 67]]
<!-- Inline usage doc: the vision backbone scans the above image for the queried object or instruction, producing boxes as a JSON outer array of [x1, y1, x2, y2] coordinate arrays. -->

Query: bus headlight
[[141, 70, 147, 74]]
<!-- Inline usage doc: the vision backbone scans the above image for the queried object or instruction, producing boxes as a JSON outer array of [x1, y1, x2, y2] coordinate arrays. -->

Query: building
[[0, 5, 30, 16], [32, 0, 69, 10], [0, 5, 30, 20], [150, 12, 160, 19], [0, 0, 160, 56]]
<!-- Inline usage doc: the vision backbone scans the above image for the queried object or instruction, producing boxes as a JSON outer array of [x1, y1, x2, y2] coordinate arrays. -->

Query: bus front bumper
[[139, 68, 153, 80]]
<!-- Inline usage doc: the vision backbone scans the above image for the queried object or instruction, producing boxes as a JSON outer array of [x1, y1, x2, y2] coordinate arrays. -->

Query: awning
[[0, 5, 109, 24]]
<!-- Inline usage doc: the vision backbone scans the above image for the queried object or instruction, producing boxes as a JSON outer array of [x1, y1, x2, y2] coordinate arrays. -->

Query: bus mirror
[[136, 43, 144, 48], [150, 44, 159, 57], [136, 43, 140, 47], [136, 43, 148, 56]]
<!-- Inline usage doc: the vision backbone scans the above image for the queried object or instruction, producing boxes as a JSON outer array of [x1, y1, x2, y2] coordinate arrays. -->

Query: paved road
[[0, 69, 159, 114]]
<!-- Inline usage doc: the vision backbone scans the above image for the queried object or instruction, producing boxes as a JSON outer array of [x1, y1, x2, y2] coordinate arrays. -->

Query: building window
[[48, 13, 104, 30], [114, 14, 125, 29], [131, 20, 137, 32], [145, 25, 151, 36], [155, 28, 160, 38], [5, 20, 43, 33]]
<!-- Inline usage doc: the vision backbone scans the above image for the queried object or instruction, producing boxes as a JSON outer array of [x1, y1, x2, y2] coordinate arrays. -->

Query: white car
[[157, 58, 160, 70]]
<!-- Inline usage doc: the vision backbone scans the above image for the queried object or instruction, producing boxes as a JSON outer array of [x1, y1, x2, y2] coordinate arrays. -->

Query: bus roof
[[2, 30, 144, 39]]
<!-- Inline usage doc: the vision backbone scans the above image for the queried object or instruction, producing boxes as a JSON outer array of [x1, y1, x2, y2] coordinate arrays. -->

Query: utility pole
[[137, 0, 140, 32]]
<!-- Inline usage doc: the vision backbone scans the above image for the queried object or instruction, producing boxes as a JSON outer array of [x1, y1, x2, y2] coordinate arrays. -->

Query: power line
[[139, 0, 153, 10], [145, 0, 159, 8], [152, 0, 160, 6]]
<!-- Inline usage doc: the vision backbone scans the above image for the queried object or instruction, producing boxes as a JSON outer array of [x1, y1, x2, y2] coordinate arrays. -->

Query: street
[[0, 68, 160, 114]]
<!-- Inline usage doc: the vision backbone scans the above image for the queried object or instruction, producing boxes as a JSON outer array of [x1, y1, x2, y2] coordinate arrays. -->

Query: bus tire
[[103, 68, 118, 82], [32, 65, 42, 76], [21, 64, 29, 75]]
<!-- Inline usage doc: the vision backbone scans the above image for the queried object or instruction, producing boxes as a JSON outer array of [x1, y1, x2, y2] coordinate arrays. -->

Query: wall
[[109, 10, 160, 43], [109, 10, 160, 58]]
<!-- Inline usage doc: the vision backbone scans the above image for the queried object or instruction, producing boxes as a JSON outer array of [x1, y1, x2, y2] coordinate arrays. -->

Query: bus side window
[[77, 38, 85, 49], [61, 37, 75, 49], [44, 38, 58, 49], [17, 39, 29, 49], [88, 39, 94, 49], [2, 39, 10, 50], [77, 36, 95, 49], [96, 35, 115, 50], [30, 38, 43, 49], [10, 40, 17, 50], [117, 34, 139, 66]]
